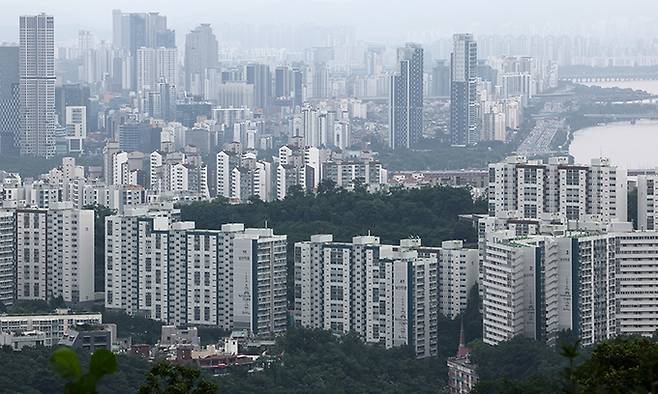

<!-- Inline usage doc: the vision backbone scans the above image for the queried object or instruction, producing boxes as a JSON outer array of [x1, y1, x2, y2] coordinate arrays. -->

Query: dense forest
[[181, 184, 485, 247], [3, 327, 658, 393]]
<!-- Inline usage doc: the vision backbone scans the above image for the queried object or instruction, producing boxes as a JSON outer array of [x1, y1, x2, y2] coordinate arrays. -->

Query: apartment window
[[23, 283, 30, 297], [194, 307, 200, 321], [33, 215, 40, 228], [204, 307, 210, 321]]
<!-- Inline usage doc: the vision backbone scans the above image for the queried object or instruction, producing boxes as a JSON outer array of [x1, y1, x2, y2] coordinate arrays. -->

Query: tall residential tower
[[389, 43, 423, 149], [19, 14, 56, 158], [450, 34, 479, 146]]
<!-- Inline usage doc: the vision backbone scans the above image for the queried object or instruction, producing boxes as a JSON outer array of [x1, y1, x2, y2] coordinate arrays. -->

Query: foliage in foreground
[[50, 347, 117, 394], [472, 336, 658, 394]]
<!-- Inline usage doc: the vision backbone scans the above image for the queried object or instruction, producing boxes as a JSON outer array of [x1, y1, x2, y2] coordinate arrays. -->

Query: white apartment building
[[482, 224, 619, 346], [232, 229, 288, 336], [615, 231, 658, 337], [0, 310, 102, 346], [294, 235, 447, 358], [488, 156, 627, 222], [106, 213, 287, 336], [380, 246, 438, 358], [65, 106, 86, 153], [16, 203, 94, 303], [637, 175, 657, 230], [436, 241, 479, 319], [105, 206, 176, 314], [0, 210, 15, 304], [216, 150, 272, 202], [276, 144, 320, 200]]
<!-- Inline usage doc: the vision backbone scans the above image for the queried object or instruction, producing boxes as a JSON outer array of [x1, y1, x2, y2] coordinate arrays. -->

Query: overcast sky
[[1, 0, 657, 44]]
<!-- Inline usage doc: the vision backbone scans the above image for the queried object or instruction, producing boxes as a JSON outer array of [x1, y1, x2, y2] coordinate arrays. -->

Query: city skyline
[[1, 1, 658, 45]]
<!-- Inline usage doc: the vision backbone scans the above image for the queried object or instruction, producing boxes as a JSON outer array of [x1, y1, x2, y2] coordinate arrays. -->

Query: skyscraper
[[184, 24, 218, 95], [112, 10, 175, 91], [0, 45, 19, 154], [389, 43, 423, 149], [19, 14, 56, 158], [246, 63, 272, 111], [450, 34, 479, 146]]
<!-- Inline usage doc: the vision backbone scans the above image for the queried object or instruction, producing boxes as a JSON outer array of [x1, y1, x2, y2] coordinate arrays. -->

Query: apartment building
[[487, 156, 627, 222], [15, 202, 94, 303]]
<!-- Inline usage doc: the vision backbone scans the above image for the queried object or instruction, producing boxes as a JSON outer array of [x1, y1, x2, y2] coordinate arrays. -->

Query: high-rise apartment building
[[15, 203, 95, 303], [637, 175, 658, 230], [482, 228, 617, 346], [0, 46, 19, 154], [389, 43, 423, 149], [487, 156, 627, 223], [136, 47, 178, 94], [0, 210, 15, 304], [450, 34, 479, 146], [19, 14, 56, 158], [106, 212, 287, 336], [294, 235, 473, 358]]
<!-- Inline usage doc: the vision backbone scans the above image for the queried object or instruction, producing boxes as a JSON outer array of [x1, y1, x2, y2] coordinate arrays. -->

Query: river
[[570, 80, 658, 169]]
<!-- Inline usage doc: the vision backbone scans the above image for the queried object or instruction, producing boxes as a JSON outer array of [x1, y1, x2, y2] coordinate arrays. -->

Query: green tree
[[573, 336, 658, 393], [138, 362, 217, 394]]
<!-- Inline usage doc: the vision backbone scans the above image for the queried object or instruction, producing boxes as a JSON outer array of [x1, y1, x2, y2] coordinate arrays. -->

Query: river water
[[570, 81, 658, 169]]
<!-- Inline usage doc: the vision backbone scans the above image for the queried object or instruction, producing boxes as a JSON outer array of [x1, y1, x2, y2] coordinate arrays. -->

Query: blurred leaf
[[49, 347, 82, 381], [89, 349, 118, 379]]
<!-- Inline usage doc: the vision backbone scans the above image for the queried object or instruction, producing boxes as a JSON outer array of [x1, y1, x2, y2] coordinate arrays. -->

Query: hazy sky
[[1, 0, 657, 44]]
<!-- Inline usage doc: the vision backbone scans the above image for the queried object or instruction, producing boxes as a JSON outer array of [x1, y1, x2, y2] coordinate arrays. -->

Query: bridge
[[561, 75, 658, 83], [582, 113, 658, 120], [558, 65, 658, 83]]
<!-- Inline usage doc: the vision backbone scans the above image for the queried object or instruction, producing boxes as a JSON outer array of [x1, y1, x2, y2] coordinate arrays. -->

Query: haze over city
[[0, 1, 657, 392]]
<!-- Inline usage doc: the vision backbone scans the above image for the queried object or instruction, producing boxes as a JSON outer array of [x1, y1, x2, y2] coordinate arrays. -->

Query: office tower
[[0, 46, 19, 154], [246, 63, 272, 111], [431, 60, 451, 97], [487, 156, 627, 222], [112, 10, 175, 91], [118, 121, 151, 152], [15, 203, 95, 303], [184, 24, 218, 95], [450, 34, 479, 146], [19, 14, 56, 158], [292, 68, 304, 107], [310, 62, 329, 99], [65, 106, 86, 153], [364, 46, 385, 76], [389, 43, 423, 149]]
